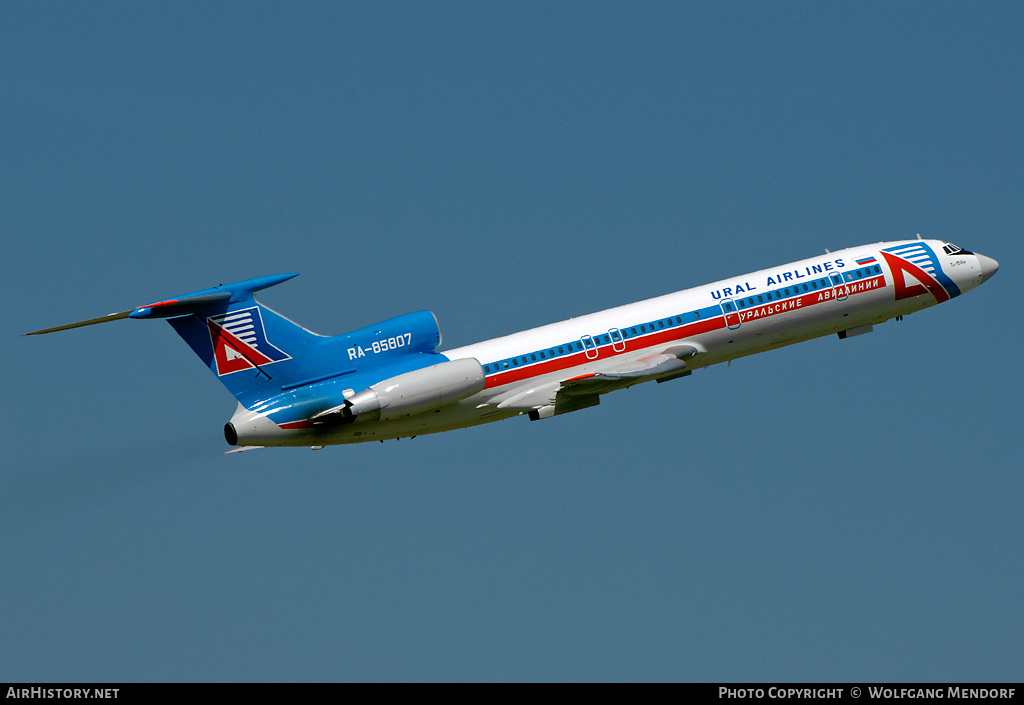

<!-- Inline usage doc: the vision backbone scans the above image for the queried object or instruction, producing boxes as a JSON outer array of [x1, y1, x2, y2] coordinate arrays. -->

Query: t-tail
[[160, 275, 326, 400], [25, 274, 457, 436], [27, 274, 320, 400]]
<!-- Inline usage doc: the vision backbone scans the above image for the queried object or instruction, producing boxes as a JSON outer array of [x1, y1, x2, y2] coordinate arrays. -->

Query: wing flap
[[495, 381, 562, 410], [563, 344, 699, 388], [493, 343, 701, 413]]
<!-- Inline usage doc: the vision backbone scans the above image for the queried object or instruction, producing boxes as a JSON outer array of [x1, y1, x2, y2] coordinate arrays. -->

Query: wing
[[561, 343, 698, 387], [493, 344, 700, 417]]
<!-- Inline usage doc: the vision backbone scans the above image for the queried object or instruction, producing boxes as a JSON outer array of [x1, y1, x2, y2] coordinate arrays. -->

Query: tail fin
[[27, 274, 321, 401]]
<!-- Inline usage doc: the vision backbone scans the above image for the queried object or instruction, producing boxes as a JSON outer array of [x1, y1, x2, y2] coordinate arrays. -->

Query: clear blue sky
[[2, 2, 1020, 681]]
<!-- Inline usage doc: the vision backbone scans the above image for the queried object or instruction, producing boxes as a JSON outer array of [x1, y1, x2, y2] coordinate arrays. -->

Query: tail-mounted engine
[[313, 357, 485, 424]]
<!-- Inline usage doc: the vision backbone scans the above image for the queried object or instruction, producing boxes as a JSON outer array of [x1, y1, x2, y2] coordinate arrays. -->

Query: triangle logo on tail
[[206, 307, 291, 376]]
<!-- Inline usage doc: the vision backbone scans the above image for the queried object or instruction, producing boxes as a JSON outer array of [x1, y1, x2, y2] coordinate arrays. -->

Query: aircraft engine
[[338, 357, 485, 423]]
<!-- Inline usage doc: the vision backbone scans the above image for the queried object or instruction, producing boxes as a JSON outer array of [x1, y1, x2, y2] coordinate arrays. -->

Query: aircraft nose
[[977, 254, 999, 284]]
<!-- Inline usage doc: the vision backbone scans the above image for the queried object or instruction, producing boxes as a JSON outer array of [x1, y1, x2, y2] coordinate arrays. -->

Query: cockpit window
[[943, 242, 973, 255]]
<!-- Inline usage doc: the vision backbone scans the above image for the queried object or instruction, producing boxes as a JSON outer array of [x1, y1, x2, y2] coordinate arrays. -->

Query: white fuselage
[[239, 239, 995, 445]]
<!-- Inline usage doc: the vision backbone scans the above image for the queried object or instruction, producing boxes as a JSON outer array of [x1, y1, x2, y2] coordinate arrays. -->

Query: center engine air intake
[[338, 358, 485, 423]]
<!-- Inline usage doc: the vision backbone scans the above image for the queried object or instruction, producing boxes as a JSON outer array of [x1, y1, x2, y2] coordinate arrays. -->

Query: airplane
[[27, 237, 998, 450]]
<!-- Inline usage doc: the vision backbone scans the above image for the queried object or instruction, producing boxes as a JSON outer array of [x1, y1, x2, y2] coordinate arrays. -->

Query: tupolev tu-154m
[[28, 238, 998, 449]]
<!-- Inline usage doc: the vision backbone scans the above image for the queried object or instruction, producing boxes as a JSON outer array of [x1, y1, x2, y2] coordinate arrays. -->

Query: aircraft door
[[719, 299, 741, 330], [581, 334, 599, 359], [829, 272, 848, 301], [609, 328, 625, 352]]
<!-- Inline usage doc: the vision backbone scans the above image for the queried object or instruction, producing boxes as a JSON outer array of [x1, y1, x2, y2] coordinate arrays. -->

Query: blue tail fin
[[155, 274, 322, 400]]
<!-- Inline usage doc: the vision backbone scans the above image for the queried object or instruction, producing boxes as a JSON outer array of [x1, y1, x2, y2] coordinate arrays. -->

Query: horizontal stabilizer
[[25, 309, 134, 336], [127, 292, 231, 320], [25, 274, 298, 336]]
